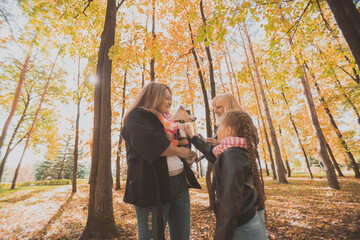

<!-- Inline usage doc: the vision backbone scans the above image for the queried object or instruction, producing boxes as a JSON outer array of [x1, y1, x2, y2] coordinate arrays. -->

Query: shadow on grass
[[30, 192, 75, 240], [0, 189, 47, 203]]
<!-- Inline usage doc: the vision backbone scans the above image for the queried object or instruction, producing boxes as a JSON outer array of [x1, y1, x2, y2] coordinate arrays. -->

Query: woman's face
[[213, 103, 225, 118], [158, 89, 172, 114], [216, 117, 231, 141]]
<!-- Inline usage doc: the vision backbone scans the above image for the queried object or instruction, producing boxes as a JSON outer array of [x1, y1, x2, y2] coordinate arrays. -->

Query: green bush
[[34, 179, 71, 186]]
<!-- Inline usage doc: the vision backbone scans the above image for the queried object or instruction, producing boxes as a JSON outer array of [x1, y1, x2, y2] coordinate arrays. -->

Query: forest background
[[0, 0, 360, 239]]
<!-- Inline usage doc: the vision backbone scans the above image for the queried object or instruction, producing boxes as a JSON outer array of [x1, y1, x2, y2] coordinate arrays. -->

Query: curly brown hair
[[220, 111, 266, 211]]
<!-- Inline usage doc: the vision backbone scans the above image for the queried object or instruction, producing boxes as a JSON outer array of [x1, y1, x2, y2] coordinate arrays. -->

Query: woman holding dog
[[121, 82, 200, 240]]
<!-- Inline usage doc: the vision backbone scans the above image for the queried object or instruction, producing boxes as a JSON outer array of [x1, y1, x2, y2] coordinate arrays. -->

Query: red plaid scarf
[[158, 113, 179, 146], [212, 136, 247, 158]]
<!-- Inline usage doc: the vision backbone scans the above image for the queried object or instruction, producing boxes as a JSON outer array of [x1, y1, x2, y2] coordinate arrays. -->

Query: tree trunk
[[0, 46, 32, 154], [277, 3, 339, 188], [265, 160, 270, 176], [278, 126, 291, 177], [115, 70, 127, 190], [334, 78, 360, 126], [257, 120, 270, 177], [199, 0, 218, 209], [314, 81, 359, 178], [239, 26, 277, 180], [80, 0, 120, 238], [223, 51, 235, 95], [243, 22, 287, 183], [326, 0, 360, 68], [58, 139, 70, 180], [326, 143, 344, 177], [226, 45, 242, 106], [199, 0, 215, 99], [150, 0, 156, 82], [280, 89, 313, 179], [343, 152, 350, 170], [217, 59, 228, 91], [11, 45, 60, 190], [299, 64, 340, 189], [0, 97, 29, 186], [72, 56, 82, 193], [189, 21, 213, 208], [188, 23, 212, 138]]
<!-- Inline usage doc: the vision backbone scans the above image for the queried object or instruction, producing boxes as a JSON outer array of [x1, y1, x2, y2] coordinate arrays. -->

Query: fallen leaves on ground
[[0, 176, 359, 239]]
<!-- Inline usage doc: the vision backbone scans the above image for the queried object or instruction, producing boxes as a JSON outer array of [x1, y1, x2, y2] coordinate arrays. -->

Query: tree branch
[[116, 0, 126, 10]]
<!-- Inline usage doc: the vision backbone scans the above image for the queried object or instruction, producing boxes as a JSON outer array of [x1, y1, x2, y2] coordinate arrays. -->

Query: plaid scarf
[[212, 136, 247, 158], [158, 113, 179, 146]]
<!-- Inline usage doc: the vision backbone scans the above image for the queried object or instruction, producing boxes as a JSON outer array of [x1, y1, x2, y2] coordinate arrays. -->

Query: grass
[[0, 174, 359, 239]]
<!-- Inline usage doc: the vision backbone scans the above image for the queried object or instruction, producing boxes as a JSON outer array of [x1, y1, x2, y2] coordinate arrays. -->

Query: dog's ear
[[179, 105, 184, 110]]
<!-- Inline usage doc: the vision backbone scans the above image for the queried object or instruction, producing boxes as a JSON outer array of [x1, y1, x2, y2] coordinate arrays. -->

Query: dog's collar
[[174, 120, 186, 123]]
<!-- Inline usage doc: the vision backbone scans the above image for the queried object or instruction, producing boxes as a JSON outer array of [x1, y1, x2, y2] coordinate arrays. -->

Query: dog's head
[[173, 106, 196, 123]]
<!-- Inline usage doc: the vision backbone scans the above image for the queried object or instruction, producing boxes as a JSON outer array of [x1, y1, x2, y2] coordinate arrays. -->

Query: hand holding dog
[[176, 147, 192, 159], [205, 137, 219, 146], [183, 125, 193, 139]]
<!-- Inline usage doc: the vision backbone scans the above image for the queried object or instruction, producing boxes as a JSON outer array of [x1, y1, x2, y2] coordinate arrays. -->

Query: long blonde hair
[[211, 93, 243, 112], [123, 82, 172, 123]]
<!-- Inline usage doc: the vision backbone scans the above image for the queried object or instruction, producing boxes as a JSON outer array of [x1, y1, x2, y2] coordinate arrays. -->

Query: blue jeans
[[232, 212, 268, 240], [135, 172, 190, 240]]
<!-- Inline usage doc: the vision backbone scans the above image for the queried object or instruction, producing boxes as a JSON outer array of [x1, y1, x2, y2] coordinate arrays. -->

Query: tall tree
[[150, 0, 156, 82], [239, 28, 277, 180], [115, 70, 127, 190], [80, 0, 125, 238], [72, 56, 83, 193], [280, 86, 313, 179], [10, 44, 61, 189], [275, 2, 340, 189], [313, 81, 360, 178], [325, 0, 360, 68], [189, 21, 214, 208], [242, 22, 288, 184], [0, 42, 33, 155]]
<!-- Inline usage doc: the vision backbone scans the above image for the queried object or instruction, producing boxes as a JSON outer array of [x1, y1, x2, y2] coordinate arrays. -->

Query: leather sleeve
[[121, 111, 170, 165], [214, 150, 248, 240], [189, 135, 217, 164]]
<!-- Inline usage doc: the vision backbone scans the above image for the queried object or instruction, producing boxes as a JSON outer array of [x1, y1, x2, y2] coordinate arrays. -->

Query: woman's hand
[[176, 147, 191, 159], [184, 125, 193, 139], [205, 138, 219, 146]]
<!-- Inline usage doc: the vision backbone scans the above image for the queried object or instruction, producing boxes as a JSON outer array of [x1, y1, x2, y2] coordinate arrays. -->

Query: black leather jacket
[[190, 135, 257, 240]]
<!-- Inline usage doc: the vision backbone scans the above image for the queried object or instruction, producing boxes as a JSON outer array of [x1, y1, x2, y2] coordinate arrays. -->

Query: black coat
[[190, 135, 257, 240], [121, 107, 200, 240], [121, 107, 172, 207]]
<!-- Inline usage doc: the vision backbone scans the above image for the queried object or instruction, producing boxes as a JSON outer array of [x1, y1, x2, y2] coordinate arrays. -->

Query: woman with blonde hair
[[121, 82, 200, 240], [211, 93, 243, 119], [197, 93, 265, 215]]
